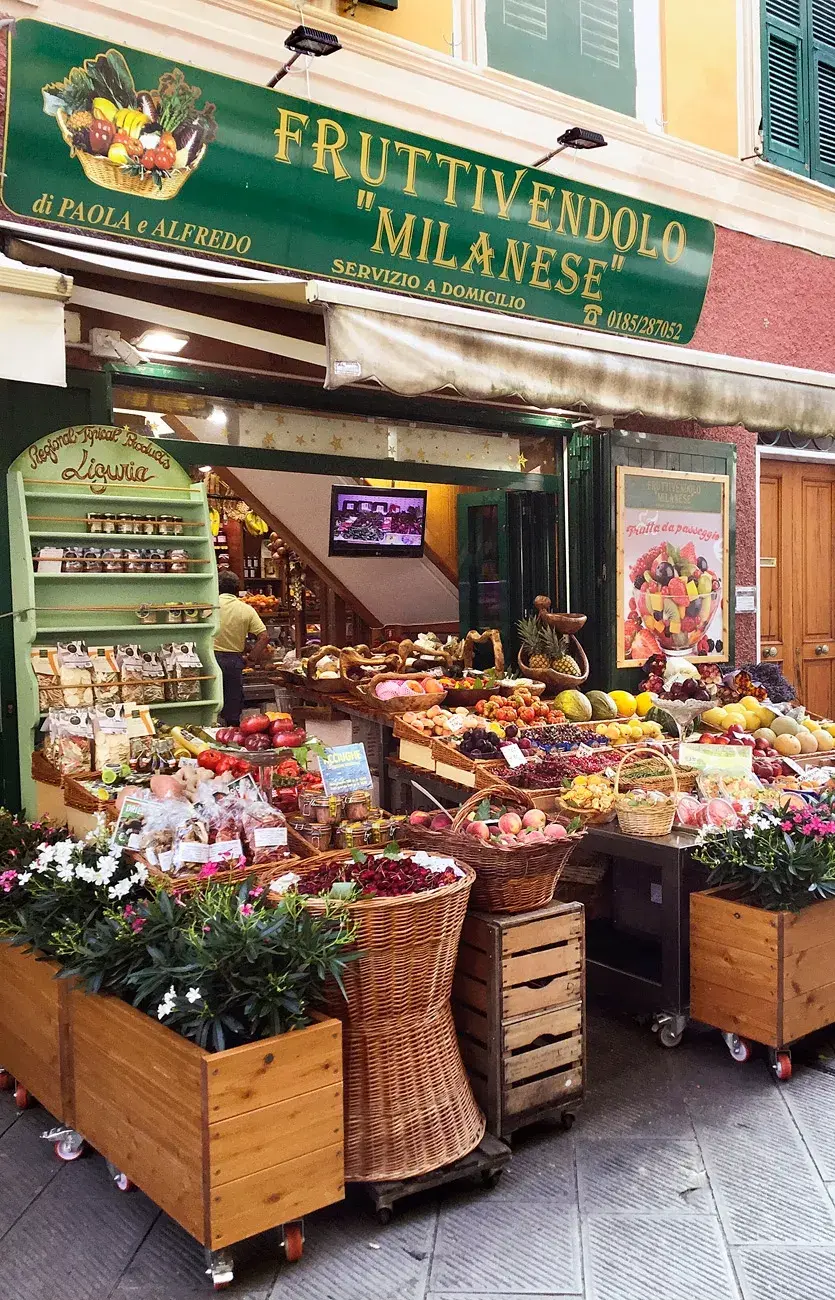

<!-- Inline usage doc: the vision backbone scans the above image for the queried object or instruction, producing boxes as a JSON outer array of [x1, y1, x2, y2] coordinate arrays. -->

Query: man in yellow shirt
[[214, 571, 270, 724]]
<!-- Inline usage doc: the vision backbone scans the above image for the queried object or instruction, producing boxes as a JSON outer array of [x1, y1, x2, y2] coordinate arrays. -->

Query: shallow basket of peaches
[[405, 792, 582, 864]]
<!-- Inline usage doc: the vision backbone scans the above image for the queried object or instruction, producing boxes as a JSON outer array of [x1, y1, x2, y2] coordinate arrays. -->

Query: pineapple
[[517, 616, 551, 672], [545, 628, 582, 677]]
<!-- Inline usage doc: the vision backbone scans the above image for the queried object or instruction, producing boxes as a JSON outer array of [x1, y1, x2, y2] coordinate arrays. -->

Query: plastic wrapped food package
[[117, 645, 145, 705], [242, 801, 290, 864], [89, 646, 121, 704], [56, 709, 93, 775], [161, 642, 203, 703], [125, 704, 156, 761], [172, 815, 211, 873], [31, 647, 63, 712], [56, 642, 94, 708], [141, 651, 166, 706], [92, 704, 131, 771], [206, 796, 245, 868]]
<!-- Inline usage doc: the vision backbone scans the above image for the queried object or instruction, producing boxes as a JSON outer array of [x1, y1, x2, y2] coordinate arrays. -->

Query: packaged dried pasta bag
[[161, 642, 203, 703], [92, 704, 131, 771], [56, 709, 93, 775], [241, 801, 290, 865], [41, 708, 64, 765], [56, 641, 94, 708], [31, 647, 63, 712], [124, 703, 156, 763], [137, 799, 187, 873], [117, 645, 145, 705], [172, 813, 212, 874], [141, 651, 166, 706], [89, 646, 121, 704]]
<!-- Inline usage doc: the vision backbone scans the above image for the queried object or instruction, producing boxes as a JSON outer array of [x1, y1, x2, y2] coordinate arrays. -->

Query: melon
[[797, 730, 818, 754], [816, 731, 834, 753], [706, 798, 739, 829], [772, 716, 800, 737], [774, 733, 802, 756], [555, 689, 593, 722], [674, 795, 702, 828], [587, 690, 618, 721], [754, 728, 777, 746]]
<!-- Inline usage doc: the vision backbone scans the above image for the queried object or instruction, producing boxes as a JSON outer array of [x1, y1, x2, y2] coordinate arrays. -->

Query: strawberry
[[680, 542, 698, 565]]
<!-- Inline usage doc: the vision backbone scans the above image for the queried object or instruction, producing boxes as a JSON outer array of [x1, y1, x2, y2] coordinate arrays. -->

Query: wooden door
[[760, 460, 835, 713]]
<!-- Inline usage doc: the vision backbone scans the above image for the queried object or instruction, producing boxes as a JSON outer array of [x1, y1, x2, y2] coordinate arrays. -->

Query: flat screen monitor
[[328, 486, 427, 558]]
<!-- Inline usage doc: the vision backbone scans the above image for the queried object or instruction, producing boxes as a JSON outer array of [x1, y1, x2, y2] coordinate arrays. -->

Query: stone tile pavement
[[2, 1011, 834, 1298]]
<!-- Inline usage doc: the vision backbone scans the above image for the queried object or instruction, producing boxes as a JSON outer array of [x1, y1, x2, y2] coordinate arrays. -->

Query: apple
[[409, 810, 432, 828], [498, 812, 523, 835], [465, 820, 491, 841]]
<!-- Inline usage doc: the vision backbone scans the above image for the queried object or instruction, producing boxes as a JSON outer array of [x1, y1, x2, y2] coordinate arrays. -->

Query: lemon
[[609, 690, 637, 719], [605, 723, 621, 741], [635, 692, 654, 718]]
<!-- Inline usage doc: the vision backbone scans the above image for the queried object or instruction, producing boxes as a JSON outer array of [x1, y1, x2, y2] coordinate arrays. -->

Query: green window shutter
[[485, 0, 636, 117], [762, 0, 811, 176], [810, 0, 835, 182]]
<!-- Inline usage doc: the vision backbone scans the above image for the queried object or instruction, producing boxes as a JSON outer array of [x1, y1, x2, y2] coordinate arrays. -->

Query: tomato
[[159, 131, 177, 153], [198, 749, 223, 771], [231, 759, 252, 777], [240, 714, 271, 734], [154, 145, 175, 171], [140, 148, 158, 169], [214, 755, 239, 775]]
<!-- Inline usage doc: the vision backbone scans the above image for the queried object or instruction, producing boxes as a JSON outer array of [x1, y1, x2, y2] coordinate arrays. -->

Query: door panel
[[760, 460, 835, 714]]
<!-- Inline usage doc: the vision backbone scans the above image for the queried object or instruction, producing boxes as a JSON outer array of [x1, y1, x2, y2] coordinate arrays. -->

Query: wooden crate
[[69, 990, 344, 1250], [452, 902, 585, 1138], [691, 888, 835, 1048], [0, 941, 74, 1121]]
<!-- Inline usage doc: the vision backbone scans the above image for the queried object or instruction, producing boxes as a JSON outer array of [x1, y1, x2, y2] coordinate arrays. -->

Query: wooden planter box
[[68, 990, 344, 1251], [0, 940, 74, 1120], [691, 888, 835, 1048], [453, 902, 585, 1138]]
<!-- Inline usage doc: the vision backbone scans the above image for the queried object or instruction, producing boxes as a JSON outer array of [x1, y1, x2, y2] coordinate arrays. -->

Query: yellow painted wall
[[367, 479, 460, 578], [661, 0, 738, 157], [346, 0, 454, 55]]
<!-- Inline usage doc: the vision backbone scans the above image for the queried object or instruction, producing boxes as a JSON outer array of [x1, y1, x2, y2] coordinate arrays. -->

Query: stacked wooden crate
[[452, 901, 585, 1139]]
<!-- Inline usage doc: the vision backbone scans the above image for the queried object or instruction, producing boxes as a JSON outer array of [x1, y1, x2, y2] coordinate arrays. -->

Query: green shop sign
[[0, 18, 716, 342]]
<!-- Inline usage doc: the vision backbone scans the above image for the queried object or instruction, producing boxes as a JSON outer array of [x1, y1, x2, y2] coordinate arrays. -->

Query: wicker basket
[[56, 111, 203, 200], [517, 639, 590, 692], [617, 762, 699, 794], [550, 797, 617, 827], [286, 851, 483, 1181], [354, 673, 447, 716], [614, 748, 677, 837], [406, 785, 584, 913], [304, 644, 351, 694], [430, 737, 504, 779], [32, 749, 64, 788], [62, 773, 118, 821], [147, 853, 301, 896]]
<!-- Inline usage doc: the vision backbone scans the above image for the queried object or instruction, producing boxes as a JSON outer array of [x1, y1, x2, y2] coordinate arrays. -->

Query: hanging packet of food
[[141, 650, 166, 706], [124, 703, 156, 762], [56, 641, 94, 708], [136, 799, 187, 872], [31, 647, 63, 712], [241, 801, 289, 864], [41, 708, 64, 765], [56, 708, 93, 775], [117, 644, 145, 705], [161, 642, 203, 703], [89, 646, 121, 704], [92, 704, 131, 771]]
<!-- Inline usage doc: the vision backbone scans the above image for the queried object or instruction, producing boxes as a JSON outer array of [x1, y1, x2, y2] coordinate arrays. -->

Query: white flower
[[132, 863, 149, 886], [108, 878, 132, 901], [269, 872, 300, 896], [56, 863, 75, 883], [185, 987, 202, 1005], [53, 841, 75, 866], [156, 985, 177, 1020], [18, 871, 31, 886], [743, 828, 754, 839], [95, 854, 119, 883], [75, 865, 98, 884]]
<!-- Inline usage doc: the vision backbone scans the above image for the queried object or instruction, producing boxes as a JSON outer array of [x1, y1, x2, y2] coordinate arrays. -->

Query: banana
[[244, 511, 269, 537], [114, 108, 149, 139], [92, 97, 117, 122], [209, 508, 221, 538]]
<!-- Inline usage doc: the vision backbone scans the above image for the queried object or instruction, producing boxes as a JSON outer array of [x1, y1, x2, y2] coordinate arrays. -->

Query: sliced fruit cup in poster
[[42, 48, 218, 200], [628, 541, 721, 660]]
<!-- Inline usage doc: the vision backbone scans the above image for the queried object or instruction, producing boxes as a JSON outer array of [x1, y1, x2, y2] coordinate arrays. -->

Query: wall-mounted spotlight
[[534, 127, 607, 168], [267, 26, 342, 87]]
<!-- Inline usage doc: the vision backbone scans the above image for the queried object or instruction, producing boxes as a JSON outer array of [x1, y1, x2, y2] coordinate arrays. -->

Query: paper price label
[[445, 715, 466, 734], [500, 743, 527, 769], [575, 744, 595, 757]]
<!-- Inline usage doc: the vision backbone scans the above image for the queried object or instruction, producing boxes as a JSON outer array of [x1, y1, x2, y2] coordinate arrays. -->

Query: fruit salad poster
[[617, 467, 730, 668]]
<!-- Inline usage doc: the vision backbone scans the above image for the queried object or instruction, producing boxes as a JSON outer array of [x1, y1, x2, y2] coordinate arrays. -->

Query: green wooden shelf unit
[[9, 427, 221, 814]]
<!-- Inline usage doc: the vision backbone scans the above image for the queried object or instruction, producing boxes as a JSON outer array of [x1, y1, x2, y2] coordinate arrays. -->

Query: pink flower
[[130, 917, 146, 933], [249, 887, 264, 898], [780, 821, 793, 832], [0, 870, 18, 893], [240, 903, 254, 917], [202, 924, 211, 933], [199, 863, 219, 879]]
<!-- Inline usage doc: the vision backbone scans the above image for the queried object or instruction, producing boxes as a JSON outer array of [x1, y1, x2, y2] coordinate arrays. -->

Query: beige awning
[[0, 254, 72, 387], [313, 283, 835, 437]]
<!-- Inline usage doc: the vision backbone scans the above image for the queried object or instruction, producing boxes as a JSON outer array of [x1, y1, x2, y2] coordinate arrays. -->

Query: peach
[[409, 810, 432, 828], [430, 812, 453, 831], [544, 822, 568, 841], [465, 820, 491, 841], [522, 809, 547, 830], [498, 812, 523, 836]]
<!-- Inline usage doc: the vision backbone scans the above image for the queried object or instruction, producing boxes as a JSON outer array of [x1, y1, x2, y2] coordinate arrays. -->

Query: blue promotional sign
[[319, 743, 373, 796]]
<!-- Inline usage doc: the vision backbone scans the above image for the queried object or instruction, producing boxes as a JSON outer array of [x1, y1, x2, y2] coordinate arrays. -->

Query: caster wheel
[[481, 1168, 503, 1189], [561, 1112, 576, 1131], [658, 1024, 683, 1049], [54, 1137, 85, 1162], [773, 1052, 792, 1082], [376, 1206, 393, 1226], [283, 1222, 303, 1263], [728, 1035, 752, 1063], [0, 1070, 12, 1092], [114, 1172, 134, 1193], [14, 1084, 30, 1110]]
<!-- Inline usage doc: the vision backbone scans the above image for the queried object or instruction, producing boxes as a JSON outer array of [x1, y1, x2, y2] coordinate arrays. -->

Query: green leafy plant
[[694, 799, 835, 911]]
